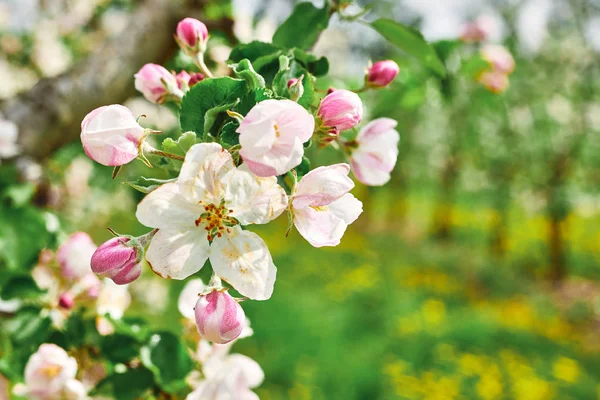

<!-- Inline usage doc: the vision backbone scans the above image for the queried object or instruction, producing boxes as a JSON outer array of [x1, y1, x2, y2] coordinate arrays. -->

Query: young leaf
[[272, 61, 315, 108], [220, 122, 239, 149], [229, 41, 282, 69], [140, 331, 194, 394], [231, 59, 266, 90], [92, 368, 154, 400], [369, 18, 446, 77], [180, 77, 248, 137], [162, 131, 197, 156], [292, 48, 329, 77], [273, 2, 331, 50], [236, 87, 273, 115], [124, 177, 177, 194]]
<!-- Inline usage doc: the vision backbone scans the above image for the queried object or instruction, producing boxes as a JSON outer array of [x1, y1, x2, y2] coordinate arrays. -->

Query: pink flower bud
[[176, 18, 208, 53], [327, 87, 336, 95], [366, 60, 400, 88], [460, 22, 487, 43], [477, 70, 509, 94], [80, 105, 146, 166], [174, 70, 191, 90], [481, 44, 515, 75], [317, 89, 363, 131], [287, 78, 298, 88], [91, 237, 141, 285], [188, 72, 205, 87], [134, 63, 183, 104], [58, 293, 75, 309], [194, 290, 245, 344]]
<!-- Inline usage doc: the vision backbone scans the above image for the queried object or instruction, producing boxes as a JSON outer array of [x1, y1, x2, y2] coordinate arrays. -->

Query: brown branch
[[0, 0, 215, 160]]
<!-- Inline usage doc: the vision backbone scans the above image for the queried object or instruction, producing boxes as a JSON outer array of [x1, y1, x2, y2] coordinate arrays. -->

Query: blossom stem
[[208, 274, 223, 289], [195, 53, 214, 78], [148, 149, 185, 161]]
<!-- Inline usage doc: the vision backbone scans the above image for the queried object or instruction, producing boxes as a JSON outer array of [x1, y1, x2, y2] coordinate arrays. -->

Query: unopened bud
[[317, 89, 363, 131], [134, 63, 183, 104], [194, 289, 245, 344], [366, 60, 399, 88], [58, 293, 75, 309], [188, 72, 205, 87], [91, 237, 142, 285], [287, 76, 304, 102], [176, 18, 209, 55]]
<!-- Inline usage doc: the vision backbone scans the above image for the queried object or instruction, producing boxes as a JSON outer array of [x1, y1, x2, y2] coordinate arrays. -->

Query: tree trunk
[[431, 154, 459, 241]]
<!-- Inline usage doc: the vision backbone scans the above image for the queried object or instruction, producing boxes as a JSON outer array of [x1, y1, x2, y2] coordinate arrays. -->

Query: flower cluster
[[477, 44, 516, 93]]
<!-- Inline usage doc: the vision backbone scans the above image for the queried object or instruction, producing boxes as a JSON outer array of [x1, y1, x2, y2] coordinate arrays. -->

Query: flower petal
[[146, 229, 209, 279], [328, 193, 363, 225], [293, 207, 347, 247], [210, 228, 276, 300], [178, 279, 206, 320], [226, 164, 288, 225], [178, 143, 236, 204], [136, 183, 201, 230], [292, 163, 353, 208]]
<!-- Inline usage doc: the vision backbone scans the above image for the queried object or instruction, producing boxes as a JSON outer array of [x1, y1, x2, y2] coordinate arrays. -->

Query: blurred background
[[1, 0, 600, 399]]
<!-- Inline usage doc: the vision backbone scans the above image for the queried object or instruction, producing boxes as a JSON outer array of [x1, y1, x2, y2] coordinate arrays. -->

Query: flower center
[[40, 364, 62, 378], [274, 123, 281, 138], [195, 201, 238, 241], [310, 205, 329, 212]]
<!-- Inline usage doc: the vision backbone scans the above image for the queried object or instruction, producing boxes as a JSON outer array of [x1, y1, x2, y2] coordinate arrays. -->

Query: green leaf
[[140, 331, 194, 394], [100, 334, 141, 363], [162, 131, 197, 157], [231, 59, 266, 90], [0, 274, 44, 300], [124, 177, 177, 194], [229, 41, 282, 69], [272, 61, 315, 108], [236, 87, 273, 115], [5, 307, 52, 345], [369, 18, 446, 77], [220, 122, 240, 149], [92, 368, 155, 400], [292, 48, 329, 77], [295, 156, 311, 177], [273, 2, 331, 50], [2, 183, 35, 207], [180, 77, 248, 138]]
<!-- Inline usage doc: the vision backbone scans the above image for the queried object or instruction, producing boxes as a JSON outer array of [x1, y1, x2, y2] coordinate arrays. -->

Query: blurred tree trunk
[[431, 152, 460, 240], [0, 0, 233, 161]]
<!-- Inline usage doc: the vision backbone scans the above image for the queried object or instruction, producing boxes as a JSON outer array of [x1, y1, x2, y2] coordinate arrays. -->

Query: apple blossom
[[58, 292, 75, 309], [0, 114, 19, 162], [91, 237, 142, 285], [178, 278, 207, 320], [291, 164, 363, 247], [136, 143, 288, 300], [237, 99, 314, 177], [80, 104, 146, 167], [14, 343, 86, 400], [195, 289, 245, 344], [366, 60, 400, 88], [174, 70, 191, 91], [481, 44, 515, 75], [349, 118, 400, 186], [57, 232, 97, 280], [187, 353, 264, 400], [317, 89, 363, 132], [287, 77, 304, 101], [477, 70, 509, 93], [188, 72, 205, 87], [134, 63, 183, 104], [176, 18, 209, 54]]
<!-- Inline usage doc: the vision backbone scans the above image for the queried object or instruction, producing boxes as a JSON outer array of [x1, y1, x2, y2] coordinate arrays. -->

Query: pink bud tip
[[194, 290, 245, 344], [367, 60, 400, 88], [58, 293, 75, 309], [188, 72, 205, 87], [327, 87, 336, 95], [134, 63, 182, 104], [91, 237, 141, 285], [287, 78, 298, 88], [176, 18, 208, 51], [317, 89, 363, 131]]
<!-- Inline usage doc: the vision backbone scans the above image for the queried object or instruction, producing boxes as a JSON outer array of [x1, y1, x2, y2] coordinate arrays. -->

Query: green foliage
[[273, 2, 331, 50], [140, 331, 194, 394], [370, 18, 446, 77], [0, 274, 44, 300], [162, 131, 197, 157], [93, 367, 155, 400], [231, 59, 266, 90], [220, 121, 240, 149], [179, 77, 248, 139], [124, 177, 177, 194]]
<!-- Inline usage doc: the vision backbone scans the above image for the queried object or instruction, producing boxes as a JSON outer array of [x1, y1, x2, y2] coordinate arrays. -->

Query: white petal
[[136, 183, 202, 230], [226, 164, 288, 225], [227, 354, 264, 388], [328, 193, 363, 225], [178, 143, 235, 203], [178, 279, 206, 320], [293, 207, 347, 248], [146, 229, 209, 279], [292, 163, 353, 208], [210, 228, 276, 300]]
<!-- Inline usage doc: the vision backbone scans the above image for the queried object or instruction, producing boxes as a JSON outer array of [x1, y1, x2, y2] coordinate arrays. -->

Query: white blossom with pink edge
[[349, 118, 400, 186], [134, 63, 183, 104], [136, 143, 288, 300], [291, 164, 363, 247], [194, 289, 246, 344], [80, 105, 146, 167], [12, 344, 88, 400], [480, 44, 515, 75], [317, 89, 363, 132], [237, 99, 314, 177]]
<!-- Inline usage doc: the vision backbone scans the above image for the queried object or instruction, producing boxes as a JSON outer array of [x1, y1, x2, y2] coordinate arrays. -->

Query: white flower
[[14, 343, 87, 400], [136, 143, 288, 300], [291, 164, 363, 247]]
